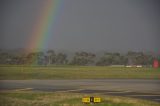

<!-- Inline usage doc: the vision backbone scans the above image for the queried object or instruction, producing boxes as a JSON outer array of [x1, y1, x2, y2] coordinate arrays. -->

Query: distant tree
[[26, 52, 44, 65], [126, 51, 154, 65], [26, 52, 36, 64], [0, 49, 155, 66], [36, 52, 45, 65], [47, 50, 56, 65], [0, 52, 11, 64], [55, 53, 67, 65], [96, 53, 113, 66], [96, 52, 127, 66], [70, 52, 96, 65], [19, 55, 27, 65]]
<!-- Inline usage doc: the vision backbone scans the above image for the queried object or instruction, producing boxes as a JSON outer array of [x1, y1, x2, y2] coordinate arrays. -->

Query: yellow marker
[[82, 97, 101, 103], [94, 97, 101, 103], [82, 97, 90, 103]]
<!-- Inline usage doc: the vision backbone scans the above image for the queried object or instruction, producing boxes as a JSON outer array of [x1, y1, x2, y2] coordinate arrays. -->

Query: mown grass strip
[[0, 91, 159, 106], [0, 66, 159, 79]]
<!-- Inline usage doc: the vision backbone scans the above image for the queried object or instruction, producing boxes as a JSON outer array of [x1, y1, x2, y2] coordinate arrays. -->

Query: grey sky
[[0, 0, 160, 52]]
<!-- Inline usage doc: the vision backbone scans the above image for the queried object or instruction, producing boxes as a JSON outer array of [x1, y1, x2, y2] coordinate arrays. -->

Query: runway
[[0, 79, 160, 102]]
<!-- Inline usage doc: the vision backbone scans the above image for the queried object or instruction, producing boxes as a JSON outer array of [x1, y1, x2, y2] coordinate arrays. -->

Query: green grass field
[[0, 91, 160, 106], [0, 66, 160, 106], [0, 65, 159, 79]]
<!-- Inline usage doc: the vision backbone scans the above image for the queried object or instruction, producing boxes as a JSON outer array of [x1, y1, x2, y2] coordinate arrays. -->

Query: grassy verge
[[0, 91, 160, 106], [0, 66, 160, 79]]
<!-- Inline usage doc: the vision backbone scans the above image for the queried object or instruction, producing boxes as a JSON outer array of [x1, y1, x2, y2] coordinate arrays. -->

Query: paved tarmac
[[0, 79, 160, 102]]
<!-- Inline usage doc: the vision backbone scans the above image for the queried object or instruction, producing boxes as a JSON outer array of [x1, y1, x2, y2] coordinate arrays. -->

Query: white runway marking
[[55, 89, 84, 93], [14, 88, 33, 91], [106, 91, 131, 93]]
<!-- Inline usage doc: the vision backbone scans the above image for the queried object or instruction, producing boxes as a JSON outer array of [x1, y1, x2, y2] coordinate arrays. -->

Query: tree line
[[0, 50, 157, 66]]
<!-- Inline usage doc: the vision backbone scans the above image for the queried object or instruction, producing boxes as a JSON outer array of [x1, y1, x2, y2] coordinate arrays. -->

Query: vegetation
[[0, 50, 157, 66], [0, 66, 159, 79], [0, 91, 159, 106], [70, 52, 96, 65]]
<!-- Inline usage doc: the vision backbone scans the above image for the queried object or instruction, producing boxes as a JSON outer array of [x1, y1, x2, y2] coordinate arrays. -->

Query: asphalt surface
[[0, 79, 160, 102]]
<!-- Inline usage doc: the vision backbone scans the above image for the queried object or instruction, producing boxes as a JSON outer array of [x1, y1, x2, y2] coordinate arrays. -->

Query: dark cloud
[[0, 0, 160, 52]]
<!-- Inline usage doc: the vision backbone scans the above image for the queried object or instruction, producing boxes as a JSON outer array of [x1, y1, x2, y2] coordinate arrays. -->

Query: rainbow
[[25, 0, 63, 65], [27, 0, 63, 52]]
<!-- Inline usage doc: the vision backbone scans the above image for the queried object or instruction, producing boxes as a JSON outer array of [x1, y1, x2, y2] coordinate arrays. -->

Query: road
[[0, 79, 160, 102]]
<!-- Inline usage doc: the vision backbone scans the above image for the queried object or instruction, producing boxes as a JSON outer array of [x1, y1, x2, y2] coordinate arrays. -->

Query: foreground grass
[[0, 91, 159, 106], [0, 66, 159, 79]]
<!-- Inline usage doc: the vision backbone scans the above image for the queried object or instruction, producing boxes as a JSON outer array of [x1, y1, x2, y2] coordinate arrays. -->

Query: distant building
[[110, 65, 125, 67], [126, 65, 132, 67], [125, 65, 142, 68], [136, 65, 142, 68]]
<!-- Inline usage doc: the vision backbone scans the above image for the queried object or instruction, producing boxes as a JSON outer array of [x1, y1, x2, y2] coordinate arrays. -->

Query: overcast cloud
[[0, 0, 160, 53]]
